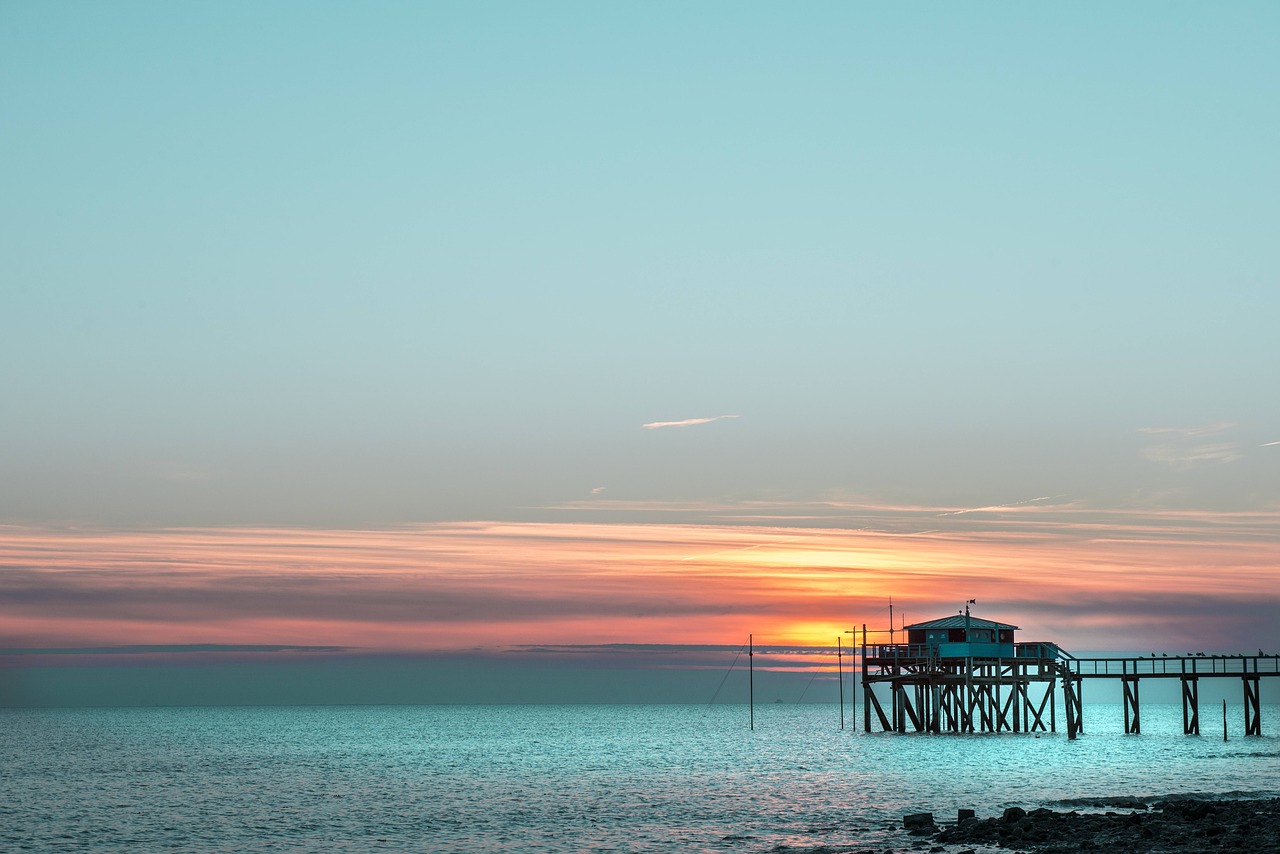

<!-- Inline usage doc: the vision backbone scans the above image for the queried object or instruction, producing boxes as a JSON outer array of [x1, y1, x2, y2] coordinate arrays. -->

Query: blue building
[[904, 614, 1018, 659]]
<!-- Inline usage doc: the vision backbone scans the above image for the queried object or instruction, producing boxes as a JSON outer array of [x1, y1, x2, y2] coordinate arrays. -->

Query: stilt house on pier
[[861, 609, 1077, 736], [905, 614, 1020, 659]]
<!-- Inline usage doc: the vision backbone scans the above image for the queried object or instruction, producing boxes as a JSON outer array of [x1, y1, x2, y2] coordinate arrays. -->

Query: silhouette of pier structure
[[858, 607, 1280, 739]]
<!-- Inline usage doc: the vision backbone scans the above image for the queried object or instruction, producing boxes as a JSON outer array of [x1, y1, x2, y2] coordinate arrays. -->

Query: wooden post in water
[[862, 624, 871, 733], [851, 629, 857, 730], [1049, 674, 1057, 733], [995, 659, 1003, 733], [1223, 699, 1228, 742], [1077, 675, 1084, 735], [1062, 664, 1081, 740]]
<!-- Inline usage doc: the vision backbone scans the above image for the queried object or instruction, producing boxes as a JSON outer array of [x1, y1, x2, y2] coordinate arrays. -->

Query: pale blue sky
[[4, 1, 1278, 525]]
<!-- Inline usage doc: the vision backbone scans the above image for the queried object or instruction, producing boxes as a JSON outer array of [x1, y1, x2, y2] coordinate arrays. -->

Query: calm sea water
[[3, 703, 1278, 852]]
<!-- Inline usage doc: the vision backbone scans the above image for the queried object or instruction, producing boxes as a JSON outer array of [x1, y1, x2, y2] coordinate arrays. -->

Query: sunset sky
[[3, 2, 1278, 705]]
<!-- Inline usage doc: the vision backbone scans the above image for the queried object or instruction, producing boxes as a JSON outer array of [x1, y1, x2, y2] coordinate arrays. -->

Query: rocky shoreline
[[909, 796, 1280, 853]]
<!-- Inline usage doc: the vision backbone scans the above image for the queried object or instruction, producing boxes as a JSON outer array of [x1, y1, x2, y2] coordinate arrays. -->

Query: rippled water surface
[[4, 703, 1278, 852]]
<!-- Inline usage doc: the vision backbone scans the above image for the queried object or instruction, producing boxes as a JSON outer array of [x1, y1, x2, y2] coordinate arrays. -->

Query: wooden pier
[[859, 613, 1280, 738], [1067, 653, 1280, 736]]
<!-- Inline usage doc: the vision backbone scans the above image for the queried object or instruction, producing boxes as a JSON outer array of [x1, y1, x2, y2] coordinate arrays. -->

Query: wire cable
[[707, 639, 748, 706]]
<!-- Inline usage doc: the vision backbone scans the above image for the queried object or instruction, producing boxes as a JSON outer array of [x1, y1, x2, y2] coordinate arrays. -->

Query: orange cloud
[[1, 501, 1276, 657]]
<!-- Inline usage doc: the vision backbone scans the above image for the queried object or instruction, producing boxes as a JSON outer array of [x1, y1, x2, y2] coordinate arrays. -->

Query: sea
[[3, 703, 1278, 853]]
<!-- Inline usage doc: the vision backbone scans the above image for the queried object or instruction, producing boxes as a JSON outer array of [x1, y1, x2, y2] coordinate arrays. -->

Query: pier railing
[[865, 643, 931, 660], [1017, 641, 1071, 660], [865, 641, 1065, 661], [1067, 654, 1280, 678]]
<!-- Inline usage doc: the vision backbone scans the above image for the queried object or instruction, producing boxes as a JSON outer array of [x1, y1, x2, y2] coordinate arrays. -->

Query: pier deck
[[1067, 653, 1279, 736]]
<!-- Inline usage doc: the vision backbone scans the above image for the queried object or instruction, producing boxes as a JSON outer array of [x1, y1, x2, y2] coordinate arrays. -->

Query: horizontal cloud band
[[1, 501, 1276, 655]]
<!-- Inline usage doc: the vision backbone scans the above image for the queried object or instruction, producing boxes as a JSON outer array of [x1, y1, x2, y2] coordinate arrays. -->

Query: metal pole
[[1223, 699, 1228, 742], [838, 636, 845, 730], [749, 634, 754, 731]]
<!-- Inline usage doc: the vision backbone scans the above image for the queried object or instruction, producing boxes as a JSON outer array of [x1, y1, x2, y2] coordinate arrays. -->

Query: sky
[[2, 2, 1279, 706]]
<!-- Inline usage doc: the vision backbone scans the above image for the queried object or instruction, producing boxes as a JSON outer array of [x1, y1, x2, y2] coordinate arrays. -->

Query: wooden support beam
[[994, 670, 1005, 732], [962, 682, 977, 733], [1123, 676, 1141, 734], [866, 684, 892, 732], [1049, 677, 1057, 733], [863, 682, 870, 733], [1013, 681, 1025, 732], [1181, 676, 1200, 735], [941, 684, 960, 732], [1244, 676, 1262, 736], [1063, 674, 1082, 740], [901, 683, 924, 732], [1028, 681, 1052, 732], [974, 671, 991, 732], [1000, 678, 1011, 731], [929, 682, 941, 733], [1022, 681, 1034, 732], [999, 688, 1016, 733], [898, 681, 908, 732], [1076, 676, 1085, 734]]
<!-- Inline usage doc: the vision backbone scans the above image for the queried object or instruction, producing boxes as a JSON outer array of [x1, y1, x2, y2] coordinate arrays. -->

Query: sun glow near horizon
[[2, 500, 1277, 658]]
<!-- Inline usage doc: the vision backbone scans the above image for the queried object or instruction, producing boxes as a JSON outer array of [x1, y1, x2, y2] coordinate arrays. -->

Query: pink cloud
[[1, 504, 1276, 656]]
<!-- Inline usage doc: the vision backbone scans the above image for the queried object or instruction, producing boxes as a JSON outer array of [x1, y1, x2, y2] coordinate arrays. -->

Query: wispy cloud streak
[[642, 415, 739, 430], [936, 496, 1058, 517], [1138, 422, 1242, 468]]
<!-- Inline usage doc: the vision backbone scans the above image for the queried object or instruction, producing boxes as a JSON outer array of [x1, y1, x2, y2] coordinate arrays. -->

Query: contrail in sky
[[936, 495, 1060, 517], [1261, 441, 1280, 447], [642, 415, 740, 430]]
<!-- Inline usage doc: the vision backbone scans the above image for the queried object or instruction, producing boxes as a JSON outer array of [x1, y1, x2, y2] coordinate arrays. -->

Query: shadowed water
[[4, 703, 1278, 852]]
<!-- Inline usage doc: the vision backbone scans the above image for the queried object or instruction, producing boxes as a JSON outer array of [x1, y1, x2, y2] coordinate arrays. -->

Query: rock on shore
[[931, 797, 1280, 852]]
